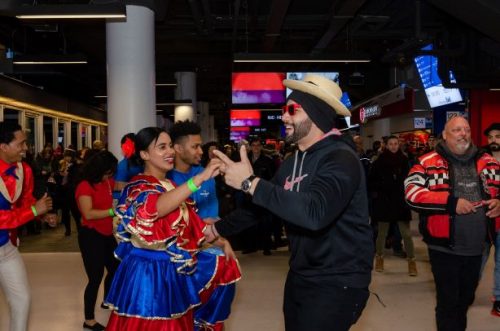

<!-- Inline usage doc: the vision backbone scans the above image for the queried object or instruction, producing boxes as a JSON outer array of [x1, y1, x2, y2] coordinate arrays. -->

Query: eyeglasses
[[282, 103, 302, 116]]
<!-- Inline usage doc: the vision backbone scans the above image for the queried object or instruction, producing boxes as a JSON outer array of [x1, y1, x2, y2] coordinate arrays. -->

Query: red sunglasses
[[282, 103, 302, 116]]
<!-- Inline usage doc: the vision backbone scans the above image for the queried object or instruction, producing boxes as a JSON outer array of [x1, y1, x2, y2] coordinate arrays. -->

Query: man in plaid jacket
[[404, 116, 500, 331]]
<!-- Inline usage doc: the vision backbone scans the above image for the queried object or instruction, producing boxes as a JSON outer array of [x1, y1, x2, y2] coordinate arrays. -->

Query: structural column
[[372, 118, 391, 141], [198, 101, 210, 142], [106, 5, 156, 157], [174, 72, 197, 122]]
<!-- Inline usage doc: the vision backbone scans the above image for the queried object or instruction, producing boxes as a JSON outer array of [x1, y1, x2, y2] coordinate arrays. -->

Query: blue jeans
[[481, 231, 500, 300]]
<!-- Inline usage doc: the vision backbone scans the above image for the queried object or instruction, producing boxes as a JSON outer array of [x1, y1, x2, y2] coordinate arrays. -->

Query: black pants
[[61, 201, 81, 235], [428, 249, 482, 331], [78, 227, 119, 320], [283, 271, 369, 331]]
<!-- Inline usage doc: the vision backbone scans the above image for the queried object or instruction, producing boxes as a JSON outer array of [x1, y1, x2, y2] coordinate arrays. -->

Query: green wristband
[[187, 178, 200, 193], [108, 208, 115, 217], [31, 205, 38, 217]]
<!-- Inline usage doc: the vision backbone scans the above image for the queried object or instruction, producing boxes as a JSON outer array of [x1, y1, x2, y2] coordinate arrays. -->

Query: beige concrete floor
[[1, 223, 500, 330]]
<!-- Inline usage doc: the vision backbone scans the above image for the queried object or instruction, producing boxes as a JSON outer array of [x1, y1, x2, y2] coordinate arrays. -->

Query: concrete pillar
[[372, 118, 392, 140], [174, 72, 196, 122], [198, 101, 210, 142], [106, 5, 156, 157], [208, 115, 216, 142]]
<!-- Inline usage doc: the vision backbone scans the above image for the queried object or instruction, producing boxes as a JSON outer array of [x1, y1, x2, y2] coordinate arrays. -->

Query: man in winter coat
[[205, 74, 374, 331], [370, 135, 416, 276], [404, 116, 500, 331]]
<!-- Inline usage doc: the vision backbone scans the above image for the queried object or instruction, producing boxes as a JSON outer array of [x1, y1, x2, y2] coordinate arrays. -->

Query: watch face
[[241, 180, 250, 192], [241, 175, 256, 192]]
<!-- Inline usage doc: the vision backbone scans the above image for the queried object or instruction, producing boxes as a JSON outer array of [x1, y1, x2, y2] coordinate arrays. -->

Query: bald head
[[442, 116, 471, 155]]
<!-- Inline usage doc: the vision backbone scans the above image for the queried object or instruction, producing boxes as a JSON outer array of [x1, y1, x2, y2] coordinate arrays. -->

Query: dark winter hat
[[484, 123, 500, 136], [286, 90, 337, 133]]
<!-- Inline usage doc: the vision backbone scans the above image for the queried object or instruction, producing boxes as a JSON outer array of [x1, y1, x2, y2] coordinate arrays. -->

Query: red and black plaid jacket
[[404, 149, 500, 247]]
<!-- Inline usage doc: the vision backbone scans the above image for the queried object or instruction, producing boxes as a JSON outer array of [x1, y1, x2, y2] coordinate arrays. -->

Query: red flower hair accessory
[[121, 137, 135, 159]]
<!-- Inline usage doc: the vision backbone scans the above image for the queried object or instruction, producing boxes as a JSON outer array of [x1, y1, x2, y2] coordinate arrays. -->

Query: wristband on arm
[[187, 178, 201, 193], [31, 205, 38, 217]]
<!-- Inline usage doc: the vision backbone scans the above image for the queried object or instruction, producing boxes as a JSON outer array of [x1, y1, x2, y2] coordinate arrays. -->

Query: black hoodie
[[216, 135, 374, 288]]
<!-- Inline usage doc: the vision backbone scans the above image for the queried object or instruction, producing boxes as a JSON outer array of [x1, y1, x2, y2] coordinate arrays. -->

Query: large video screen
[[230, 109, 284, 141], [340, 92, 352, 109], [232, 73, 286, 104], [230, 109, 261, 127], [414, 44, 462, 108], [230, 126, 250, 142]]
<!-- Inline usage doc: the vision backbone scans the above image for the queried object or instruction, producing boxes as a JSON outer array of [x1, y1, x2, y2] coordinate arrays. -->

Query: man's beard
[[454, 141, 470, 154], [285, 118, 313, 144], [489, 142, 500, 152]]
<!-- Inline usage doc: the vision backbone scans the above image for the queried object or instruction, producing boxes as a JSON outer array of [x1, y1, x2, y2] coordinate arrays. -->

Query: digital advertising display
[[231, 72, 286, 104], [414, 44, 462, 108]]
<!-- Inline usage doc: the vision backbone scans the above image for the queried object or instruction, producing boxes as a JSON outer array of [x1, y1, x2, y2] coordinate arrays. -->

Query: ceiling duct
[[7, 3, 126, 20]]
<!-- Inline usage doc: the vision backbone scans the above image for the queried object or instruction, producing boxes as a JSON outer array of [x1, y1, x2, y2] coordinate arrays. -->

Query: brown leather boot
[[375, 255, 384, 272], [408, 259, 418, 276]]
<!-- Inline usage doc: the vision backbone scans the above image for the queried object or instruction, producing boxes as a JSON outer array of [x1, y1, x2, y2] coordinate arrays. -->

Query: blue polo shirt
[[167, 165, 219, 219]]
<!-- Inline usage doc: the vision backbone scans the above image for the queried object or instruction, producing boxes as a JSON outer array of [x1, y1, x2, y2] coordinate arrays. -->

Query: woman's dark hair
[[79, 150, 118, 185], [121, 132, 135, 144], [83, 148, 100, 162], [131, 127, 167, 166], [120, 132, 136, 169]]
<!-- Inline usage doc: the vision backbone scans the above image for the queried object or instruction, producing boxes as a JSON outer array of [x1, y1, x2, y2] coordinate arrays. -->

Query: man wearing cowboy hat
[[206, 74, 374, 331]]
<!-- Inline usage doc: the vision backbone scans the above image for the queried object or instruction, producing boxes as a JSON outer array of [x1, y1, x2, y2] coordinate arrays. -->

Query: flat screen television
[[285, 72, 339, 97], [232, 73, 286, 104], [230, 126, 250, 142], [230, 109, 261, 126], [340, 92, 352, 109], [414, 44, 462, 108], [230, 109, 285, 139]]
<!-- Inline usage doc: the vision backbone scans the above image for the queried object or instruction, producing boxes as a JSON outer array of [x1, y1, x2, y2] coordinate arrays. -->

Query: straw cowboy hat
[[283, 74, 350, 117]]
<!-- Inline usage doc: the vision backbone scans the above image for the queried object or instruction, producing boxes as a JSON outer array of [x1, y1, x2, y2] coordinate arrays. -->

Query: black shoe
[[492, 301, 500, 317], [263, 249, 272, 256], [83, 322, 106, 331], [100, 302, 110, 309], [273, 239, 289, 249]]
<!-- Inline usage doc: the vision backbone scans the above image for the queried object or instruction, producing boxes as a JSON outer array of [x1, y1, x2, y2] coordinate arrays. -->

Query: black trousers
[[78, 227, 118, 320], [283, 271, 369, 331], [428, 249, 482, 331]]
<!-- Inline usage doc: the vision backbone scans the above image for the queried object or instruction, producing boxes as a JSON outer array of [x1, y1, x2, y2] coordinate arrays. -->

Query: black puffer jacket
[[369, 149, 412, 223]]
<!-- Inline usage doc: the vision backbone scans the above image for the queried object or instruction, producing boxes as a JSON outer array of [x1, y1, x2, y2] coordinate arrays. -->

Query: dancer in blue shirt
[[167, 121, 219, 220]]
